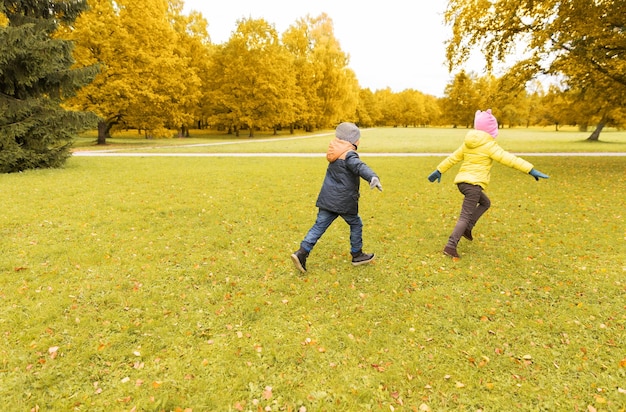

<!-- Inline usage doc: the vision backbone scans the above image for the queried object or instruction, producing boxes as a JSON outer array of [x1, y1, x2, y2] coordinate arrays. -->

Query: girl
[[427, 109, 549, 258]]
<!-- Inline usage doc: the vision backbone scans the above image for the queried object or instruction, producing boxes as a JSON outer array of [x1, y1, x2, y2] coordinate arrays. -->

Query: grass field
[[1, 128, 625, 411]]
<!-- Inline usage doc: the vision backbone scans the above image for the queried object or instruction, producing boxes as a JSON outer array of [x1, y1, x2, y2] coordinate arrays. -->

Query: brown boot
[[443, 245, 460, 259]]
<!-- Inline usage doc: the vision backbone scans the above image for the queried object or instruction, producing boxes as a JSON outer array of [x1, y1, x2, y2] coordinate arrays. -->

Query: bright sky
[[181, 0, 486, 97]]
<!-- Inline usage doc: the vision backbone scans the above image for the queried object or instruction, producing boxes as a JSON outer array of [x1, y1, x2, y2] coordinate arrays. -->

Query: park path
[[72, 131, 626, 157]]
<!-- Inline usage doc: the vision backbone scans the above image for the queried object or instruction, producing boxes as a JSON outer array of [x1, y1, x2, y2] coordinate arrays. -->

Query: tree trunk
[[587, 120, 606, 141], [97, 120, 108, 145]]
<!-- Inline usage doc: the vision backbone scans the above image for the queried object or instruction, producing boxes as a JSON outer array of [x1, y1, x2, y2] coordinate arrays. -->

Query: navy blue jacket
[[316, 150, 377, 215]]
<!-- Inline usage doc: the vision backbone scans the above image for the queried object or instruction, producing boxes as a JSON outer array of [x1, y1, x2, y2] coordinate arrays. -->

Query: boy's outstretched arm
[[369, 176, 383, 191]]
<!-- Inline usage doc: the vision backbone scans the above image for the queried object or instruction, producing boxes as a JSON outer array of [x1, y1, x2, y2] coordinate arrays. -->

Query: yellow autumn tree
[[396, 89, 427, 127], [283, 13, 359, 130], [281, 18, 321, 131], [66, 0, 200, 143], [168, 0, 212, 135], [441, 71, 480, 128], [204, 18, 299, 137], [445, 0, 626, 140], [355, 88, 382, 128]]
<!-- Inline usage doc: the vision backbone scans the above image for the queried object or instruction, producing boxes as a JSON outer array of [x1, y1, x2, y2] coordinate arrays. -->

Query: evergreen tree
[[0, 0, 98, 173]]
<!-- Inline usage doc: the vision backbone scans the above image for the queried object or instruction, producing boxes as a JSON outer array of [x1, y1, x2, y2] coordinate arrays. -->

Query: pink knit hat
[[474, 109, 498, 137]]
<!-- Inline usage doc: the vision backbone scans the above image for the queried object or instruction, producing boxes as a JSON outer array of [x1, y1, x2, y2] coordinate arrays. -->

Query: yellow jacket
[[437, 130, 534, 189]]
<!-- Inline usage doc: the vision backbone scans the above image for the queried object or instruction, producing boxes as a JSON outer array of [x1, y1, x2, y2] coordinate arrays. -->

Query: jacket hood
[[326, 137, 356, 162], [464, 130, 494, 149]]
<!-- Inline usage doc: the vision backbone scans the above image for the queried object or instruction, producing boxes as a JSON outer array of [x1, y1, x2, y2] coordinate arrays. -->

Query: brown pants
[[446, 183, 491, 248]]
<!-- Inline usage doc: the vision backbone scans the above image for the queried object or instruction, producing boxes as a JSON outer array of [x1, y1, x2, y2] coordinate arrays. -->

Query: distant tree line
[[1, 0, 624, 172]]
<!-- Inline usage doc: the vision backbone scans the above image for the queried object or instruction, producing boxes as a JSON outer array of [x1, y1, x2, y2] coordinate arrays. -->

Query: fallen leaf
[[371, 363, 390, 372], [262, 386, 272, 400]]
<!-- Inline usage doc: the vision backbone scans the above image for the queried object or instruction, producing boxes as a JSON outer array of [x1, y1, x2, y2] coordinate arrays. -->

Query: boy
[[427, 109, 549, 259], [291, 122, 382, 273]]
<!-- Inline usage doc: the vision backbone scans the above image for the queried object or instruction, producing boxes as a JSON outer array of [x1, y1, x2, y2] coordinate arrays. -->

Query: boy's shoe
[[351, 250, 375, 266], [443, 246, 460, 259], [291, 248, 308, 273], [463, 228, 473, 241]]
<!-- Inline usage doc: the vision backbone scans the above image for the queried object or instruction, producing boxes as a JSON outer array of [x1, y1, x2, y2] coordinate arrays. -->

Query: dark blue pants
[[301, 209, 363, 254]]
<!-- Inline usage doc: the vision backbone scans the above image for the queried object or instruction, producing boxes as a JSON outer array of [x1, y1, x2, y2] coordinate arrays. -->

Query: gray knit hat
[[335, 122, 360, 145]]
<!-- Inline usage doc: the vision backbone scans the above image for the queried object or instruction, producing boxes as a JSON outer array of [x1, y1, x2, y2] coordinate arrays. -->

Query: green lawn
[[1, 131, 625, 411]]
